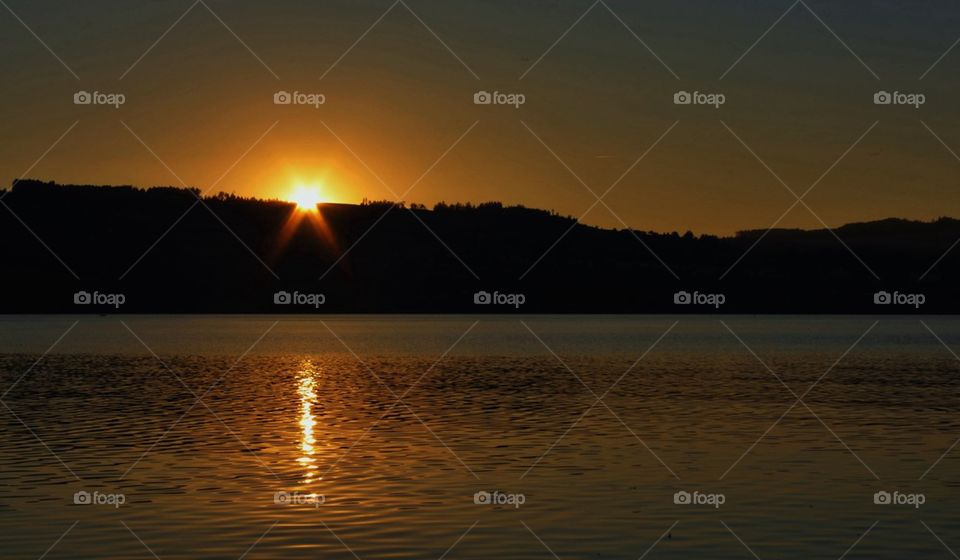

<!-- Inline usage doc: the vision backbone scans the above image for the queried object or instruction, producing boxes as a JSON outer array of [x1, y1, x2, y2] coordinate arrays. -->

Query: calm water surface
[[1, 316, 959, 559]]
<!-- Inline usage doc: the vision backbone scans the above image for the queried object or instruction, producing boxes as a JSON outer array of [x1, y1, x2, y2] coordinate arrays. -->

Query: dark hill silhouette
[[1, 180, 957, 313]]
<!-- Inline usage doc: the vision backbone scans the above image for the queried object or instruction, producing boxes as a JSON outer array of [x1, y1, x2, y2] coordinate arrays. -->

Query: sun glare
[[288, 184, 325, 211]]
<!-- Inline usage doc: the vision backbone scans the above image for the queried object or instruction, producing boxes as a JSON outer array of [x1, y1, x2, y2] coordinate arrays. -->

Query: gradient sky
[[1, 0, 959, 234]]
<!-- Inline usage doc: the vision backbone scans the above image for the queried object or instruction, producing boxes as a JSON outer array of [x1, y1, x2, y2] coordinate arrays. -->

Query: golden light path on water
[[297, 361, 320, 485]]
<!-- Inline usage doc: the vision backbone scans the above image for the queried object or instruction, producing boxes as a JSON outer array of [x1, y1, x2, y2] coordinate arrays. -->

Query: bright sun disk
[[289, 184, 325, 211]]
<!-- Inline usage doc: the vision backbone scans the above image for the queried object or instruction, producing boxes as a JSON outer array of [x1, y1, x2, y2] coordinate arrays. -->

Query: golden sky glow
[[2, 1, 960, 235]]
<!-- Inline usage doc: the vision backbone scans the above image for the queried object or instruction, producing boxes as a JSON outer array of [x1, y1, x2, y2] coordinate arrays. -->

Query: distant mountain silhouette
[[1, 180, 957, 313]]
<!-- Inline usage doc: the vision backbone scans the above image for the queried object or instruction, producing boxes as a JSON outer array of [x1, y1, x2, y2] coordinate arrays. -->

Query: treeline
[[1, 180, 958, 313]]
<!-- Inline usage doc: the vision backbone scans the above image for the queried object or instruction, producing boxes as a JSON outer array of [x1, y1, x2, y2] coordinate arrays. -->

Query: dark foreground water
[[1, 315, 959, 559]]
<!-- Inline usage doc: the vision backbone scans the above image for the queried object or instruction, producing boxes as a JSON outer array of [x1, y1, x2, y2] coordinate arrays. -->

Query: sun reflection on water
[[296, 361, 320, 484]]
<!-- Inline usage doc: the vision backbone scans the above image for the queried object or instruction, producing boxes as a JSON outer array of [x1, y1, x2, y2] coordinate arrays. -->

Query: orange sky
[[1, 0, 959, 235]]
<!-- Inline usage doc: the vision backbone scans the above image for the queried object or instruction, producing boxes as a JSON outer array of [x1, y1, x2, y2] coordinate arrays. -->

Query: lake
[[1, 315, 958, 559]]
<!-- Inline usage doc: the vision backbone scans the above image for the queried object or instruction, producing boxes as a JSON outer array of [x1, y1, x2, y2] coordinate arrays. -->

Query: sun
[[288, 184, 325, 211]]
